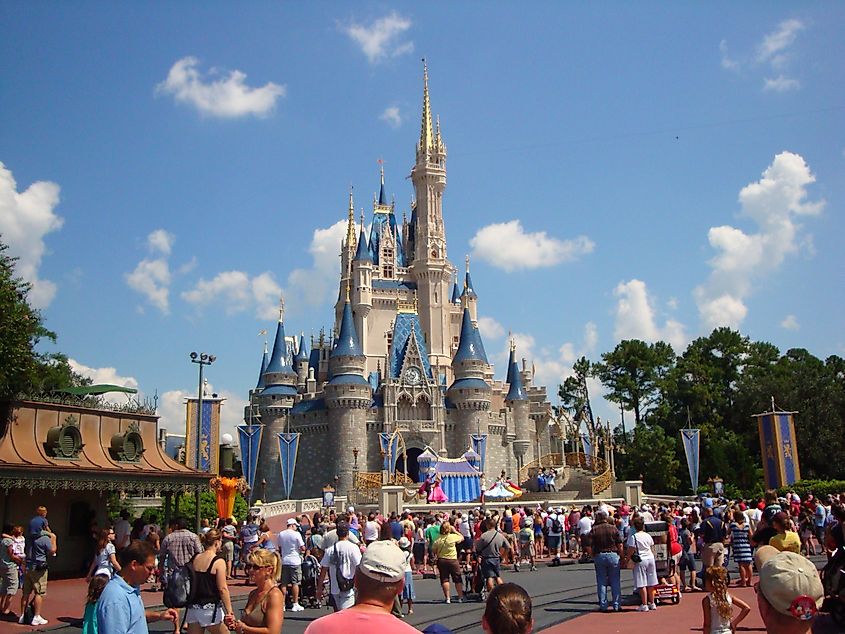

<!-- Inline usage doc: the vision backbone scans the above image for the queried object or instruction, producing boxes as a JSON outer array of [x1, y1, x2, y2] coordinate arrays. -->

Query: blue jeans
[[593, 552, 621, 609]]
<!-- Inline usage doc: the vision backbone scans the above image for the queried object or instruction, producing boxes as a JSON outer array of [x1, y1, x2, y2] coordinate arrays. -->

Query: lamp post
[[190, 351, 216, 532]]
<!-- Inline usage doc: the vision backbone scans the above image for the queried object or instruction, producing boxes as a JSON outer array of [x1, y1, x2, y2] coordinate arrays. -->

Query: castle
[[248, 64, 553, 501]]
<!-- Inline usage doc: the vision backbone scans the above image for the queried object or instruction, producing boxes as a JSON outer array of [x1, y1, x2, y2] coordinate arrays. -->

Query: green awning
[[55, 384, 138, 396]]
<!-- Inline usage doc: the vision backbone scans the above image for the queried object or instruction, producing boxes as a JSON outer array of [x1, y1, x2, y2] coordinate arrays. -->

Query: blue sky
[[2, 3, 843, 438]]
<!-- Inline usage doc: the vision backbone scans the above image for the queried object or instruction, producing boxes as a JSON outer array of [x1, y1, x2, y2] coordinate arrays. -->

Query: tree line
[[557, 330, 845, 495]]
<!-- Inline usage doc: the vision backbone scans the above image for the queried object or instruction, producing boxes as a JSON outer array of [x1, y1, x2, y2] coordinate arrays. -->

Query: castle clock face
[[403, 367, 423, 385]]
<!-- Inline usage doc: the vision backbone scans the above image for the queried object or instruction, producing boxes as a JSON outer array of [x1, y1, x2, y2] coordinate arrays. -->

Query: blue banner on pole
[[378, 432, 400, 474], [681, 429, 700, 493], [471, 434, 488, 473], [277, 432, 300, 499], [237, 424, 263, 494], [581, 433, 592, 468]]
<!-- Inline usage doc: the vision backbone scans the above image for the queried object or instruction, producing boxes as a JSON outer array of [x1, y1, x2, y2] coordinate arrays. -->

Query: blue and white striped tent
[[434, 456, 482, 503]]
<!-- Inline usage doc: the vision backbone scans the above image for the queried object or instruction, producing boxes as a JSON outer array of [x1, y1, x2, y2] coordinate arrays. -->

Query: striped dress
[[730, 522, 753, 563]]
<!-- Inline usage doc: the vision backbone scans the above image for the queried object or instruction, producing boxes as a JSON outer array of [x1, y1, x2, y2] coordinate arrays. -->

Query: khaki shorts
[[1, 566, 19, 595], [281, 564, 301, 586], [23, 568, 48, 596]]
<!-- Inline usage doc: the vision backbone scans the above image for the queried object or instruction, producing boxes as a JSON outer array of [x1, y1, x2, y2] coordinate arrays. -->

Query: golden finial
[[278, 295, 285, 323]]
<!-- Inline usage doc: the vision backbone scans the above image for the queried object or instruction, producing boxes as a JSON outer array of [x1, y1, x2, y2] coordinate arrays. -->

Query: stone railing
[[252, 496, 348, 519]]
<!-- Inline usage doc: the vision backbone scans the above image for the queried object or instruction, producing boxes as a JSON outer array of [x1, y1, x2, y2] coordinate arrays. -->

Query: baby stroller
[[463, 553, 485, 601], [822, 546, 845, 627], [300, 554, 324, 609]]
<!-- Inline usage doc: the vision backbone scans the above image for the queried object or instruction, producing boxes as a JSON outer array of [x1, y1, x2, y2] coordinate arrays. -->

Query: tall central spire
[[346, 187, 356, 248], [419, 58, 433, 154]]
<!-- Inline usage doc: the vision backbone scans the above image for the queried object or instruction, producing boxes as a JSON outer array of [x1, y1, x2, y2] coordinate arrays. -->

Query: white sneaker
[[636, 605, 649, 612], [18, 615, 26, 624], [445, 597, 451, 604], [648, 603, 657, 611], [290, 603, 304, 612], [32, 616, 49, 625]]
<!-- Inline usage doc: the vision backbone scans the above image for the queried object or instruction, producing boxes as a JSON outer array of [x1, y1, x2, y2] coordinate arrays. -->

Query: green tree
[[0, 239, 87, 405], [615, 423, 680, 493], [594, 339, 675, 427], [174, 491, 250, 524]]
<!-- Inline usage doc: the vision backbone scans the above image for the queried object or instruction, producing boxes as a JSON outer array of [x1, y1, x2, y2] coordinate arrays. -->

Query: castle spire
[[461, 254, 478, 299], [332, 300, 363, 358], [453, 307, 488, 364], [346, 187, 356, 247], [378, 161, 387, 206], [419, 58, 433, 154]]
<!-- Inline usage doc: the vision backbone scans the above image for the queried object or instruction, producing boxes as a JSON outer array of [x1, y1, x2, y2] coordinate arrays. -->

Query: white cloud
[[0, 162, 64, 308], [719, 39, 739, 70], [68, 359, 140, 404], [147, 229, 174, 255], [181, 270, 282, 320], [613, 279, 688, 351], [470, 220, 594, 272], [780, 314, 800, 330], [125, 228, 175, 314], [341, 12, 413, 64], [757, 19, 804, 64], [763, 75, 800, 92], [380, 106, 402, 128], [666, 297, 679, 310], [158, 386, 247, 442], [478, 316, 505, 340], [695, 151, 823, 330], [156, 57, 285, 118], [285, 219, 348, 309]]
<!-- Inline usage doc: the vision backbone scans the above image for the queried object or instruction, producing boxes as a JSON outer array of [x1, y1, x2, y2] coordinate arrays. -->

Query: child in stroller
[[300, 553, 325, 609], [463, 552, 486, 601]]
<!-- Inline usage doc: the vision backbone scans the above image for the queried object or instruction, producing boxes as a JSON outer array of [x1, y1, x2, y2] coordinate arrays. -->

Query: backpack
[[22, 599, 35, 625], [551, 517, 563, 534], [331, 546, 355, 593], [163, 555, 198, 608]]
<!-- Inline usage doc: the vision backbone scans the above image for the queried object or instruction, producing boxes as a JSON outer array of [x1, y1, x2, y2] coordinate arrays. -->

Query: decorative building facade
[[249, 64, 552, 500]]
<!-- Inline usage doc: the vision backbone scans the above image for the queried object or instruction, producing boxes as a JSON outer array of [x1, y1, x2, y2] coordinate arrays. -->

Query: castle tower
[[447, 308, 491, 456], [324, 295, 372, 495], [254, 306, 297, 502], [335, 191, 357, 328], [461, 256, 479, 323], [352, 211, 373, 356], [411, 60, 453, 378], [294, 334, 308, 390], [505, 340, 531, 473]]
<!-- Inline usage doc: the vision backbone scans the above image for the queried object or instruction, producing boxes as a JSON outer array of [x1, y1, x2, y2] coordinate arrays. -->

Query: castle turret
[[461, 255, 479, 323], [505, 341, 531, 472], [294, 334, 308, 390], [324, 297, 372, 495], [352, 212, 373, 355], [255, 306, 297, 502], [446, 308, 491, 456]]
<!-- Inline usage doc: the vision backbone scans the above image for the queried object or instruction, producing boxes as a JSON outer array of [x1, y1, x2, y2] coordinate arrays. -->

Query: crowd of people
[[0, 487, 842, 634]]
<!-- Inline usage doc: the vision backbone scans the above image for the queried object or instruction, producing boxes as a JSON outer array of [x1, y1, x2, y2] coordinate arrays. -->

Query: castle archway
[[398, 446, 425, 483]]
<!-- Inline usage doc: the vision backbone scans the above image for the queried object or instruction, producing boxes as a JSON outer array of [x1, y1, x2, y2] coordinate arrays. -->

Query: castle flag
[[277, 432, 300, 499], [754, 408, 801, 489], [237, 424, 263, 496], [680, 429, 700, 493], [379, 432, 400, 474]]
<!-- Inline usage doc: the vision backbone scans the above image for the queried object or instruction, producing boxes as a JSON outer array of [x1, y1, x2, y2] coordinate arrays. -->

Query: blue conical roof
[[378, 168, 387, 205], [332, 301, 362, 357], [505, 345, 516, 385], [265, 319, 294, 374], [354, 227, 372, 262], [255, 348, 269, 389], [506, 359, 528, 401], [450, 278, 460, 304], [294, 335, 308, 362], [461, 269, 478, 299], [453, 308, 488, 364]]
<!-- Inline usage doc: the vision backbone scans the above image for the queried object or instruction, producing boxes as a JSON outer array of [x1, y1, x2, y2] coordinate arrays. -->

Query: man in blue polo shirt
[[97, 540, 177, 634]]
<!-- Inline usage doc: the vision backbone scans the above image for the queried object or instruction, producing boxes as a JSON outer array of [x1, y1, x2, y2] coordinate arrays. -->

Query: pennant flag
[[237, 424, 263, 494], [277, 432, 301, 499], [378, 432, 401, 473], [581, 433, 592, 468], [471, 434, 488, 472], [681, 429, 700, 493]]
